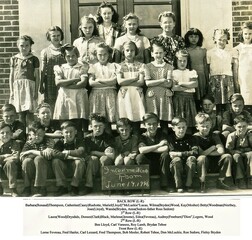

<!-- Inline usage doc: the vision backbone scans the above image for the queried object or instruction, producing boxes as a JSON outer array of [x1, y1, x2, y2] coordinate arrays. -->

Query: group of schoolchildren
[[1, 1, 252, 197]]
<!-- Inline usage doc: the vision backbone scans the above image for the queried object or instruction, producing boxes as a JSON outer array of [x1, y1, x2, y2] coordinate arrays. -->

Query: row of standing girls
[[8, 2, 252, 136]]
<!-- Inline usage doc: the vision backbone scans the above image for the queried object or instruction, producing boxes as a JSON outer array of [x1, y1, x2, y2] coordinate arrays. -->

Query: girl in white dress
[[234, 22, 252, 111], [117, 41, 146, 134], [53, 45, 89, 135]]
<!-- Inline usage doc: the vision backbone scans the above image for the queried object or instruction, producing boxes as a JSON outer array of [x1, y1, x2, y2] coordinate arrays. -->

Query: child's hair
[[184, 28, 204, 47], [173, 49, 191, 70], [116, 118, 132, 128], [142, 112, 159, 123], [229, 93, 245, 104], [46, 26, 64, 41], [122, 40, 139, 56], [60, 120, 77, 130], [78, 15, 99, 37], [201, 94, 215, 105], [158, 11, 176, 23], [238, 21, 252, 43], [28, 121, 45, 133], [60, 44, 80, 58], [171, 117, 187, 126], [1, 103, 17, 113], [150, 39, 166, 52], [213, 29, 230, 44], [36, 102, 52, 114], [195, 113, 212, 125], [96, 1, 119, 24], [0, 122, 12, 131], [89, 113, 107, 124], [122, 13, 141, 35], [94, 42, 113, 56], [17, 35, 34, 51], [233, 114, 249, 125]]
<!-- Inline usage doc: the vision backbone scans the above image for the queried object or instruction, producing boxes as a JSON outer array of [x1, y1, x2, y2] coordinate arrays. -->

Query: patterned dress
[[41, 44, 66, 111], [151, 34, 185, 65], [53, 63, 89, 120], [145, 62, 174, 121], [9, 53, 39, 113], [117, 61, 146, 121], [88, 62, 118, 123]]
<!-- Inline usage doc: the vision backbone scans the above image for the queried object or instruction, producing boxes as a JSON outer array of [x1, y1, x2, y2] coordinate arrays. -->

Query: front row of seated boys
[[1, 109, 252, 197]]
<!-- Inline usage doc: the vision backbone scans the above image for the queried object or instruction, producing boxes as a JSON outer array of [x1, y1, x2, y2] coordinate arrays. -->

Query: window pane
[[134, 5, 172, 25], [141, 28, 162, 39], [79, 0, 116, 3], [134, 0, 171, 2], [79, 5, 118, 20]]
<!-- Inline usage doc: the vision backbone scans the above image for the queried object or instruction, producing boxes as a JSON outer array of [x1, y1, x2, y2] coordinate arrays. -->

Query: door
[[70, 0, 181, 42]]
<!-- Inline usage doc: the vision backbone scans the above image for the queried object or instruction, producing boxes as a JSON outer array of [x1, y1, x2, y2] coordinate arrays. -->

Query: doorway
[[70, 0, 181, 42]]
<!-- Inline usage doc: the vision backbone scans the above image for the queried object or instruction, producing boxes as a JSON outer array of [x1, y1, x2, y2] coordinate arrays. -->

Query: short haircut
[[171, 117, 187, 126], [36, 102, 52, 113], [184, 28, 204, 47], [60, 121, 77, 130], [201, 94, 215, 104], [122, 13, 141, 35], [213, 29, 230, 44], [150, 39, 166, 52], [60, 44, 80, 58], [1, 103, 16, 113], [234, 115, 249, 125], [89, 113, 107, 124], [142, 113, 159, 123], [28, 121, 45, 133], [229, 93, 245, 104], [94, 42, 113, 55], [116, 118, 132, 128], [46, 26, 64, 41], [96, 1, 119, 24], [195, 113, 212, 125], [17, 35, 34, 52], [0, 122, 12, 131], [173, 49, 191, 70], [238, 21, 252, 43], [158, 11, 176, 23], [122, 40, 139, 56]]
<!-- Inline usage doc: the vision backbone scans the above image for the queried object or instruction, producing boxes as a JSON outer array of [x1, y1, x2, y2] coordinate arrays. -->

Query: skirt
[[173, 92, 197, 127], [117, 86, 145, 122], [53, 87, 89, 120], [10, 79, 37, 113], [89, 88, 117, 123]]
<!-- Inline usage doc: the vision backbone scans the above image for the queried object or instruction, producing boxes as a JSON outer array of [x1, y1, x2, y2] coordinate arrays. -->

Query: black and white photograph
[[0, 0, 252, 239]]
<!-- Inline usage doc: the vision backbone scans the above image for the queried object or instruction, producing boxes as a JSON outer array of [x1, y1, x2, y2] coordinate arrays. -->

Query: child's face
[[151, 45, 164, 63], [231, 100, 244, 115], [117, 125, 131, 140], [172, 122, 187, 139], [18, 39, 31, 56], [100, 7, 113, 23], [188, 34, 199, 46], [80, 21, 94, 38], [159, 16, 175, 33], [196, 121, 212, 137], [2, 111, 16, 125], [144, 118, 159, 135], [49, 30, 62, 46], [91, 120, 105, 137], [214, 33, 227, 49], [28, 131, 36, 143], [33, 129, 45, 144], [0, 126, 13, 144], [97, 47, 109, 65], [125, 19, 138, 35], [65, 49, 78, 66], [62, 126, 77, 143], [38, 107, 51, 123], [242, 28, 252, 44], [202, 99, 215, 114], [234, 121, 248, 137], [124, 44, 136, 61], [177, 56, 188, 70]]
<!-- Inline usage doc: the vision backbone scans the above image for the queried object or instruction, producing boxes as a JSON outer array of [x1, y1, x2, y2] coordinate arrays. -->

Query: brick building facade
[[0, 0, 251, 115]]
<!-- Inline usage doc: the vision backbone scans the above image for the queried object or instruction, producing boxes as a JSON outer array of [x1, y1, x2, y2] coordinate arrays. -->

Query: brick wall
[[232, 0, 252, 46], [0, 0, 19, 113]]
